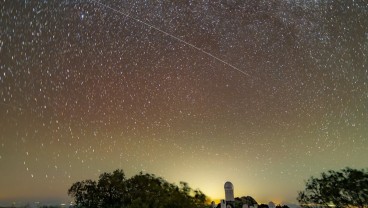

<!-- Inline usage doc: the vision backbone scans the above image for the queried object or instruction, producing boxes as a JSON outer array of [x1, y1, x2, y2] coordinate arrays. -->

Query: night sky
[[1, 0, 368, 206]]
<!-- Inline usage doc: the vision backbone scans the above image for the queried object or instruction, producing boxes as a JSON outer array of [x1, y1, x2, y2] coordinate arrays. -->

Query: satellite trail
[[90, 0, 249, 76]]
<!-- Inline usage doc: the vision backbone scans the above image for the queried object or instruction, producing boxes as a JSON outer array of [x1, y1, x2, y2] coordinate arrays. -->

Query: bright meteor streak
[[89, 0, 249, 77]]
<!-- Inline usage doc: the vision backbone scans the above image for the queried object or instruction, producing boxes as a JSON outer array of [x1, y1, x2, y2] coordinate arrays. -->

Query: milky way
[[0, 0, 367, 206]]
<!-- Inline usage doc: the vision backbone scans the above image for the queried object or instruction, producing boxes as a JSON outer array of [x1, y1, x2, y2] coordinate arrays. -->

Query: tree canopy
[[297, 167, 368, 208], [68, 169, 209, 208], [234, 196, 258, 208], [214, 196, 258, 208]]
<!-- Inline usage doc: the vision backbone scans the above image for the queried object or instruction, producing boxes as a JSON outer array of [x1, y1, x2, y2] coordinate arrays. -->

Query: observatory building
[[211, 181, 263, 208], [224, 181, 235, 201], [220, 181, 235, 208], [213, 181, 257, 208]]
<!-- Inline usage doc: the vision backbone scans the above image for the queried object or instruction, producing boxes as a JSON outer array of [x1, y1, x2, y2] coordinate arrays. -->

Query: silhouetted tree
[[193, 189, 208, 207], [68, 169, 209, 208], [297, 167, 368, 208], [217, 196, 258, 208], [97, 169, 127, 207], [239, 196, 258, 206], [126, 172, 171, 207], [234, 198, 244, 208], [276, 205, 289, 208], [127, 198, 149, 208], [68, 179, 99, 208], [259, 204, 269, 208]]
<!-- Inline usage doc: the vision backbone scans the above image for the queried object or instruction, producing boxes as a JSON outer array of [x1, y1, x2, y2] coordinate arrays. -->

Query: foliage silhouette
[[68, 169, 209, 208], [297, 167, 368, 208], [215, 196, 258, 208]]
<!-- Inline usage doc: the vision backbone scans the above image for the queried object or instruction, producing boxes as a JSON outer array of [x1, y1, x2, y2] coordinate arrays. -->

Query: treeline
[[214, 197, 289, 208], [258, 205, 289, 208], [68, 169, 208, 208], [298, 167, 368, 208]]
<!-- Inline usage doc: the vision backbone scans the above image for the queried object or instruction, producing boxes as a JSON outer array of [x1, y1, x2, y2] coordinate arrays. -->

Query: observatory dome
[[224, 181, 234, 190]]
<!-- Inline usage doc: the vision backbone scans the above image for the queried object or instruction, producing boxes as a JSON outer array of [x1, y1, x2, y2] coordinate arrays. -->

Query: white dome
[[224, 181, 234, 189]]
